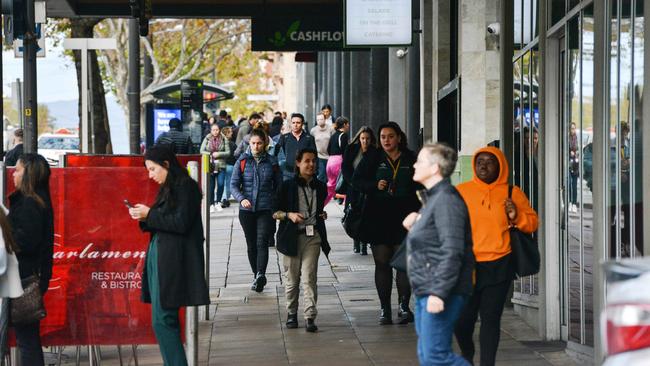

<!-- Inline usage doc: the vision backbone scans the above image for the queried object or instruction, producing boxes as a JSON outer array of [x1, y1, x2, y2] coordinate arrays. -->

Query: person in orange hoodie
[[453, 146, 538, 366]]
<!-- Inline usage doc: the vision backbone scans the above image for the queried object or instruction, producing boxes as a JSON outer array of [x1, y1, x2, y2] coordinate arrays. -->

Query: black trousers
[[239, 210, 273, 275], [454, 279, 512, 366], [15, 321, 44, 366]]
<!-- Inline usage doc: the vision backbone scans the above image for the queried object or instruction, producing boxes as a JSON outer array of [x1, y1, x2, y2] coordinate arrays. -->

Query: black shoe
[[379, 308, 393, 325], [353, 242, 360, 253], [360, 244, 368, 256], [397, 302, 414, 324], [286, 313, 298, 329], [254, 273, 266, 293], [305, 318, 318, 332], [250, 276, 258, 291], [221, 199, 230, 208]]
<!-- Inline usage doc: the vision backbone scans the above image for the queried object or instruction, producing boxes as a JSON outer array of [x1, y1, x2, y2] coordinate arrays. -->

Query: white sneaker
[[216, 204, 224, 212], [210, 205, 216, 213]]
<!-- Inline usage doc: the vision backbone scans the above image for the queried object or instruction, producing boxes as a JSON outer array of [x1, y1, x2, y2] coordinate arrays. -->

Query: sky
[[2, 40, 79, 103]]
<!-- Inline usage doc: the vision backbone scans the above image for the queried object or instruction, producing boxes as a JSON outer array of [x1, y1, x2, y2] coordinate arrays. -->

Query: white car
[[37, 133, 80, 165], [602, 259, 650, 365]]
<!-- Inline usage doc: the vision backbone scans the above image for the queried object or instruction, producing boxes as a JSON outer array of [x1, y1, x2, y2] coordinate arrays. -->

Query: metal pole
[[16, 79, 24, 129], [186, 161, 200, 366], [128, 19, 141, 154], [81, 47, 90, 153], [23, 0, 38, 153]]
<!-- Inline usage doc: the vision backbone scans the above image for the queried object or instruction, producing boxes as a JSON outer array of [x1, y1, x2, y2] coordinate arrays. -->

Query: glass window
[[631, 0, 644, 254], [581, 5, 595, 346], [551, 0, 566, 26], [567, 14, 582, 344]]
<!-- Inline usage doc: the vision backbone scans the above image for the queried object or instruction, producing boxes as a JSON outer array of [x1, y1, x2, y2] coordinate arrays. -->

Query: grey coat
[[406, 179, 475, 299]]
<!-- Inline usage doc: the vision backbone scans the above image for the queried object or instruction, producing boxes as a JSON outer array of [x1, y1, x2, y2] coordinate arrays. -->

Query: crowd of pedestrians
[[0, 104, 539, 366]]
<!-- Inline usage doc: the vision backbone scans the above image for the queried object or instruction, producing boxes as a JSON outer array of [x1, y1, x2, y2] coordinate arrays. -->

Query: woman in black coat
[[8, 153, 54, 366], [341, 126, 377, 255], [352, 122, 421, 325], [129, 146, 210, 366]]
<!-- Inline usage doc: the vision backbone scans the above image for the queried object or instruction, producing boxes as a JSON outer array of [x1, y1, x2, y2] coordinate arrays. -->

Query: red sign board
[[6, 162, 191, 346]]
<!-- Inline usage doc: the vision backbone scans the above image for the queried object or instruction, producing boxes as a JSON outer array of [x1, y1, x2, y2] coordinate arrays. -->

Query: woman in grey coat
[[404, 143, 474, 366]]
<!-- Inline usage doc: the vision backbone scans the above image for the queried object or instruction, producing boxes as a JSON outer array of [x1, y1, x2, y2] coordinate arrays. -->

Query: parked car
[[37, 133, 80, 165], [602, 258, 650, 365]]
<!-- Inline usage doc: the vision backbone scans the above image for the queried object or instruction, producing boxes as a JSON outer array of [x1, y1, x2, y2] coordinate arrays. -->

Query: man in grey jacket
[[403, 143, 474, 366]]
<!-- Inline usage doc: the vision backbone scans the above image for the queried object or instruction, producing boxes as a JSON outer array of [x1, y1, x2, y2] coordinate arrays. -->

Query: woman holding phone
[[128, 146, 209, 365]]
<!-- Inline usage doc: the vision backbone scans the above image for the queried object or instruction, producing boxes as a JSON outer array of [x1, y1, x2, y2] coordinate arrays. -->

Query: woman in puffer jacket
[[230, 128, 283, 292], [200, 123, 231, 212]]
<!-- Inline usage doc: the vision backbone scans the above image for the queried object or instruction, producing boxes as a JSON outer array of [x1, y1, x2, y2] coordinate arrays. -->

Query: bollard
[[185, 161, 199, 366]]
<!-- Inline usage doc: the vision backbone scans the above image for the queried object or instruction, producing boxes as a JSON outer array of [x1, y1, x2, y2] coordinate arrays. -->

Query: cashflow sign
[[252, 17, 344, 51]]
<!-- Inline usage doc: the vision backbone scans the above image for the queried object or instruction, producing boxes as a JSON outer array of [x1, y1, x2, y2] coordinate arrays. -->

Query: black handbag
[[389, 239, 407, 273], [508, 185, 540, 277], [10, 275, 47, 325], [335, 172, 347, 195], [342, 194, 365, 240]]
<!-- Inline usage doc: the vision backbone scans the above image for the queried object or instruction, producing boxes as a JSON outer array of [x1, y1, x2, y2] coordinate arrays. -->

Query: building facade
[[302, 0, 648, 363]]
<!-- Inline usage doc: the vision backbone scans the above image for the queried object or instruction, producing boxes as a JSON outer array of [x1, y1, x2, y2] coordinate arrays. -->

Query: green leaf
[[275, 31, 282, 40], [286, 21, 300, 37]]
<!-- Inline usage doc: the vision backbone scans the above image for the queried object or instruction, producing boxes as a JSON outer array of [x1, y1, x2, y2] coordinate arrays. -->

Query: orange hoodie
[[456, 146, 539, 262]]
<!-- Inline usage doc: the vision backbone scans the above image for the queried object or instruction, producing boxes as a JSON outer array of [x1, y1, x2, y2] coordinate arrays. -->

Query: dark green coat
[[140, 177, 210, 309]]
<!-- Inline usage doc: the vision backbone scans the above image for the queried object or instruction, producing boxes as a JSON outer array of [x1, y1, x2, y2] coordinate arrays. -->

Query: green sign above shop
[[252, 16, 345, 51]]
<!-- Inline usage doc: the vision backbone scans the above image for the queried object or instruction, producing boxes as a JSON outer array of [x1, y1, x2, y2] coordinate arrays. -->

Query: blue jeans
[[208, 170, 226, 206], [317, 158, 328, 183], [415, 294, 469, 366], [221, 164, 234, 201]]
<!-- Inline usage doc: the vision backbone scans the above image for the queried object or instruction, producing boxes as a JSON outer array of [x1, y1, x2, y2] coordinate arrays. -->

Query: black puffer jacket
[[406, 179, 474, 299]]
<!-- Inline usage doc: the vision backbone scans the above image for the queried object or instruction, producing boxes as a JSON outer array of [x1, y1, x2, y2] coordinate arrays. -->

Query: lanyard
[[386, 156, 401, 182], [301, 186, 315, 218]]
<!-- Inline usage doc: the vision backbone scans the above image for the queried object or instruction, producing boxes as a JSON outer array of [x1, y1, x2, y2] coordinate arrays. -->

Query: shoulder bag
[[508, 185, 541, 277], [10, 274, 47, 325]]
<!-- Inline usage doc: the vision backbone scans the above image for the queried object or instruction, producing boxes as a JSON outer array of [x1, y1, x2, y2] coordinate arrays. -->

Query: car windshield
[[38, 136, 80, 150]]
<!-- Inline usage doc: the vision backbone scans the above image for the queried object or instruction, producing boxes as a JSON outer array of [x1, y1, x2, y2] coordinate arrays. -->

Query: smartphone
[[124, 199, 133, 209]]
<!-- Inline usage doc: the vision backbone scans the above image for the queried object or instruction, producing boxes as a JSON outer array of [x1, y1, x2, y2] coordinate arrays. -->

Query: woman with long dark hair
[[230, 128, 282, 292], [128, 146, 210, 365], [352, 122, 420, 325], [7, 153, 54, 366], [341, 126, 377, 255], [325, 117, 350, 205]]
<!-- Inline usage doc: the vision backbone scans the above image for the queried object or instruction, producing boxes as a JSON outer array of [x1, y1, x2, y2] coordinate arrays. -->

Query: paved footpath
[[55, 203, 577, 365]]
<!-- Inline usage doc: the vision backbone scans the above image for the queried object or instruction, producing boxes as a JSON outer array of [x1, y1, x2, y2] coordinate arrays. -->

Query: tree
[[48, 18, 113, 153], [93, 19, 274, 122], [3, 99, 55, 134]]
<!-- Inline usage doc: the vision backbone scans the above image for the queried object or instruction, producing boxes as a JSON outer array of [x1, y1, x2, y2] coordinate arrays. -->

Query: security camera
[[487, 22, 500, 35], [396, 48, 409, 59]]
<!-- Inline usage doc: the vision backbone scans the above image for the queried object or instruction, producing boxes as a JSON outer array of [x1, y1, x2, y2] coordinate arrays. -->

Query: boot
[[360, 243, 368, 256], [353, 241, 360, 253], [397, 298, 414, 324], [379, 307, 393, 325], [254, 273, 267, 293], [286, 313, 298, 329], [305, 318, 318, 333]]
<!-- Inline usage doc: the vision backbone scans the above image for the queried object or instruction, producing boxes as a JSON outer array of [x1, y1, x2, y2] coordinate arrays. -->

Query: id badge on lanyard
[[306, 225, 315, 237]]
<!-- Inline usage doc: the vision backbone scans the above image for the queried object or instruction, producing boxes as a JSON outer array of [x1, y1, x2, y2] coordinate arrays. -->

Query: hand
[[319, 211, 328, 220], [241, 199, 252, 209], [129, 204, 150, 221], [287, 212, 305, 224], [212, 152, 219, 158], [377, 180, 388, 191], [504, 198, 517, 221], [402, 212, 420, 231], [427, 295, 444, 314]]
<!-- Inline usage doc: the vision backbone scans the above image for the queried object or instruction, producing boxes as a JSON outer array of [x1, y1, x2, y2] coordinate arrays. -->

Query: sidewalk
[[54, 203, 576, 365]]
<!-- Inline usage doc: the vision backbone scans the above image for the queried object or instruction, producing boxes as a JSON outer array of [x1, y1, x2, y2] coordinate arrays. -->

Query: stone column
[[369, 49, 389, 132], [350, 51, 371, 129], [341, 53, 351, 121]]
